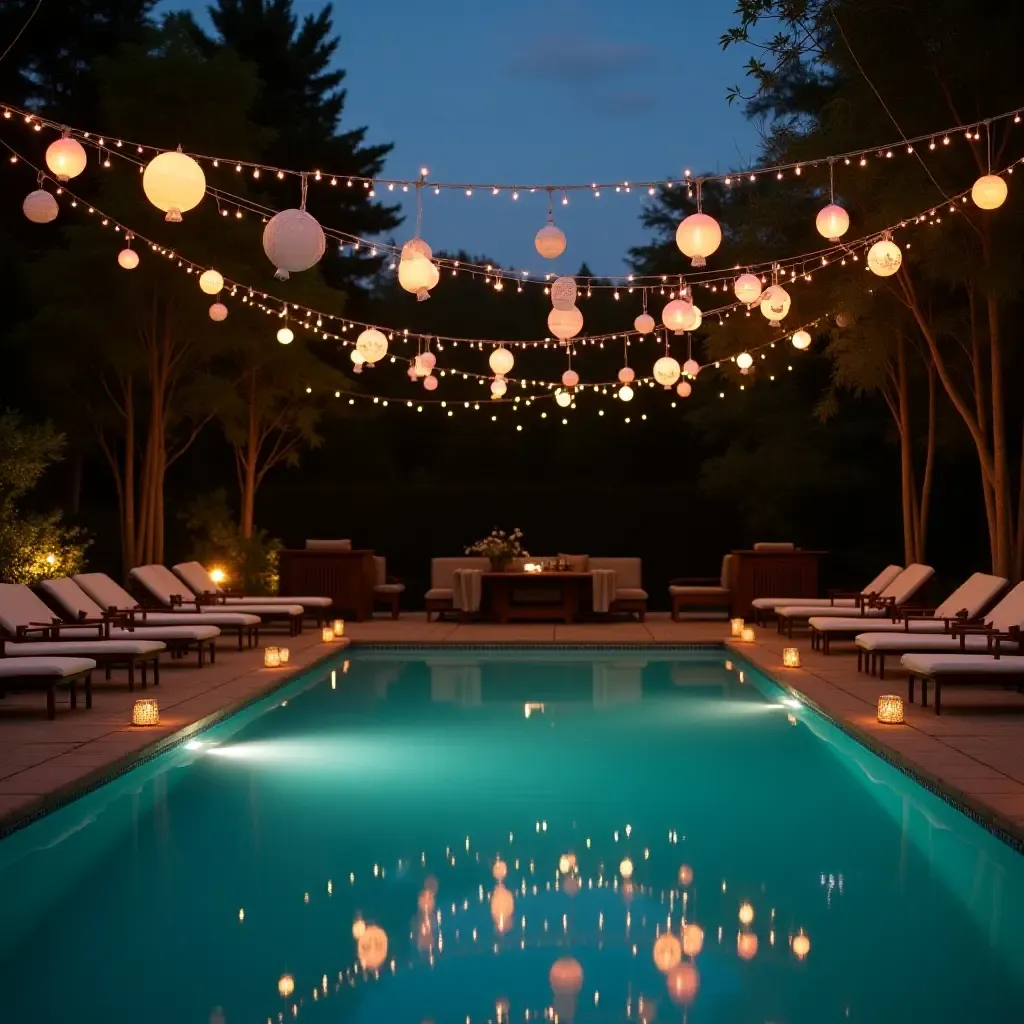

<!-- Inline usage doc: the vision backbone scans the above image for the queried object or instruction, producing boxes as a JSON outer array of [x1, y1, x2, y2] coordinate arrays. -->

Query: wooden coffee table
[[483, 572, 593, 624]]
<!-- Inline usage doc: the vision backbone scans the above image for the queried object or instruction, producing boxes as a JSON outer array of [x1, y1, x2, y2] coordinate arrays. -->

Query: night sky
[[167, 0, 758, 274]]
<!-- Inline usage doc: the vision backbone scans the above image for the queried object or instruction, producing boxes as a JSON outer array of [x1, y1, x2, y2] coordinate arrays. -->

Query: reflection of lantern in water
[[357, 924, 388, 969], [559, 854, 571, 874], [638, 995, 657, 1023], [278, 974, 295, 998], [549, 957, 584, 994], [416, 915, 434, 951], [417, 889, 435, 913], [490, 884, 515, 932], [737, 932, 758, 960], [563, 873, 580, 897], [666, 963, 699, 1005], [352, 919, 366, 939], [678, 864, 693, 886], [653, 933, 682, 972], [682, 923, 704, 957], [738, 902, 754, 925], [496, 998, 510, 1021], [492, 858, 508, 882], [621, 880, 635, 903], [424, 875, 439, 894], [792, 930, 811, 959], [619, 857, 634, 879]]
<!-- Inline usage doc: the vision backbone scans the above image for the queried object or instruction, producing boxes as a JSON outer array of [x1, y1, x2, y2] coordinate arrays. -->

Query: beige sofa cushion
[[589, 557, 642, 589], [430, 557, 491, 590], [306, 539, 352, 551], [615, 587, 648, 602], [425, 587, 454, 603]]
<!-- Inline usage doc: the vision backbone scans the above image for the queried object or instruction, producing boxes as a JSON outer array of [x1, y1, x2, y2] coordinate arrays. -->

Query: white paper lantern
[[551, 276, 578, 310], [199, 269, 224, 295], [398, 255, 439, 300], [634, 312, 655, 334], [618, 366, 635, 384], [662, 298, 696, 334], [971, 174, 1008, 210], [759, 285, 791, 323], [401, 237, 433, 260], [682, 359, 700, 377], [690, 304, 703, 330], [675, 212, 722, 266], [262, 208, 326, 280], [45, 136, 87, 181], [491, 377, 508, 398], [791, 329, 811, 350], [676, 380, 692, 398], [423, 375, 438, 391], [419, 352, 436, 372], [562, 369, 579, 388], [406, 364, 417, 380], [142, 150, 206, 222], [653, 355, 681, 387], [548, 306, 583, 341], [356, 328, 388, 364], [277, 326, 294, 345], [867, 238, 902, 277], [351, 349, 366, 365], [555, 389, 572, 408], [535, 224, 567, 259], [489, 347, 514, 376], [816, 203, 850, 241], [209, 302, 228, 322], [734, 274, 762, 306], [736, 351, 754, 370], [618, 384, 634, 402], [118, 248, 139, 270], [23, 189, 58, 224]]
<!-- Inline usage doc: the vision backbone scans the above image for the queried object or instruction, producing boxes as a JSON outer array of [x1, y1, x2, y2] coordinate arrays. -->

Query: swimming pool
[[1, 647, 1022, 1022]]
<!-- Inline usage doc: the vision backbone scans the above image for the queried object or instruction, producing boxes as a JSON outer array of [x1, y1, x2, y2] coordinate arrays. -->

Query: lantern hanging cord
[[696, 179, 703, 213], [300, 173, 308, 210], [828, 158, 835, 203], [546, 188, 554, 222]]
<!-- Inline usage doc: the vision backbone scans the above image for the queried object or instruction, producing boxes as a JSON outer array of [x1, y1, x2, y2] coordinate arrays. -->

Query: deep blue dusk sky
[[166, 0, 760, 275]]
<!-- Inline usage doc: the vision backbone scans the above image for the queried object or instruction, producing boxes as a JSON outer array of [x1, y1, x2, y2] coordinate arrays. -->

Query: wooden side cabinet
[[278, 549, 376, 620], [729, 550, 826, 617]]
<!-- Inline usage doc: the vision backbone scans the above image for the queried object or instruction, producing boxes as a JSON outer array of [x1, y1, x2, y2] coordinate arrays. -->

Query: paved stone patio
[[2, 613, 1023, 844]]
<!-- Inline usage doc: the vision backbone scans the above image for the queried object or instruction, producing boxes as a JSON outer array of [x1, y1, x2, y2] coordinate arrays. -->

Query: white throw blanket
[[591, 569, 617, 614], [453, 569, 483, 613]]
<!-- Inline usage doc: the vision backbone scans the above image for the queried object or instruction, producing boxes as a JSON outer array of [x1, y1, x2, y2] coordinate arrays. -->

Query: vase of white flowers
[[466, 528, 528, 572]]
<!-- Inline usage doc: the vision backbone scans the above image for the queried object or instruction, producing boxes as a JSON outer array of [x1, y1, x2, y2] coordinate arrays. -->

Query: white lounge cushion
[[107, 624, 220, 641], [885, 563, 935, 605], [132, 565, 302, 616], [780, 605, 889, 620], [40, 577, 101, 620], [985, 580, 1024, 632], [4, 640, 165, 656], [808, 616, 949, 634], [615, 588, 648, 601], [172, 562, 332, 608], [0, 583, 70, 635], [218, 595, 332, 607], [197, 603, 304, 617], [750, 565, 904, 611], [932, 572, 1007, 619], [0, 657, 96, 678], [856, 633, 1008, 654], [901, 653, 1024, 676], [425, 588, 454, 602]]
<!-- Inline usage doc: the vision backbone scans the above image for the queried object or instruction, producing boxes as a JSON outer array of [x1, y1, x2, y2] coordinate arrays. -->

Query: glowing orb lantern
[[417, 889, 435, 914], [618, 366, 635, 384], [555, 389, 572, 408], [352, 350, 367, 367], [489, 347, 514, 376], [277, 326, 294, 345], [45, 135, 87, 181], [689, 304, 703, 330], [734, 273, 762, 305], [662, 298, 696, 334], [491, 378, 508, 399], [263, 208, 326, 280], [738, 902, 754, 925], [618, 384, 634, 402], [682, 923, 704, 957], [619, 857, 634, 879], [877, 694, 904, 724], [209, 302, 228, 322], [816, 203, 850, 241], [535, 223, 567, 259], [791, 330, 811, 350], [551, 276, 578, 310], [559, 854, 571, 874], [562, 369, 579, 388], [357, 924, 388, 970], [356, 328, 388, 365], [653, 933, 682, 972], [278, 974, 295, 998], [492, 858, 508, 882], [676, 380, 692, 398], [398, 254, 439, 300], [792, 930, 811, 959], [736, 352, 754, 371], [199, 269, 223, 295], [867, 238, 902, 277], [419, 352, 436, 372], [23, 190, 58, 224], [682, 359, 700, 377], [653, 356, 681, 387], [490, 884, 515, 931], [142, 149, 206, 222], [759, 285, 791, 323], [118, 248, 140, 270], [675, 212, 722, 266], [549, 957, 583, 995], [634, 312, 656, 334], [678, 864, 693, 886], [548, 306, 583, 341], [666, 963, 699, 1005], [423, 375, 438, 391], [972, 174, 1008, 210], [737, 932, 758, 960]]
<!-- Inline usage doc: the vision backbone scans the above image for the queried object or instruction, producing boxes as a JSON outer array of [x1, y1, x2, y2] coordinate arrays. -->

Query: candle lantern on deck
[[730, 618, 745, 637], [740, 626, 756, 643], [332, 619, 345, 636], [264, 646, 281, 668], [132, 698, 159, 726], [783, 647, 801, 668], [877, 694, 904, 724], [322, 626, 336, 643], [278, 647, 290, 664]]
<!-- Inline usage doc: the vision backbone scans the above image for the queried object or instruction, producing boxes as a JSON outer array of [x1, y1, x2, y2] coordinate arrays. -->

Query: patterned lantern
[[653, 356, 681, 387], [877, 694, 904, 723], [867, 237, 902, 277], [734, 273, 762, 305], [535, 223, 567, 259], [759, 285, 791, 323], [263, 208, 326, 280], [356, 328, 388, 364], [551, 276, 578, 310]]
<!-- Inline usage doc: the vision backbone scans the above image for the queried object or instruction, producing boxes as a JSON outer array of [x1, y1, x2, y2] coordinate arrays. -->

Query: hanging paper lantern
[[419, 352, 437, 372], [690, 304, 703, 330], [662, 298, 695, 334], [555, 389, 572, 408], [398, 255, 439, 300], [351, 349, 366, 366], [423, 375, 438, 391], [618, 366, 635, 384], [142, 150, 206, 222], [535, 223, 567, 259], [736, 351, 754, 370], [682, 358, 700, 377], [548, 306, 583, 341], [835, 311, 851, 328], [653, 356, 681, 387], [676, 380, 692, 398], [23, 189, 58, 224], [356, 328, 388, 364], [551, 276, 578, 310], [406, 364, 417, 380], [277, 326, 294, 345], [413, 355, 430, 378], [262, 208, 326, 281], [971, 174, 1008, 210], [45, 135, 87, 182], [562, 369, 579, 388], [867, 238, 902, 277], [759, 285, 791, 323], [491, 377, 507, 398], [401, 237, 433, 260], [199, 269, 224, 295], [209, 302, 228, 322], [489, 347, 514, 376], [734, 274, 762, 306], [634, 312, 655, 334], [278, 974, 295, 998], [618, 385, 634, 402], [816, 203, 850, 241], [791, 329, 811, 350], [118, 248, 139, 270], [675, 212, 722, 267]]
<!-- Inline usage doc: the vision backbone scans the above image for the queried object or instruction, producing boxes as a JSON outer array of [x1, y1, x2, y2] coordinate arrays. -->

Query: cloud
[[506, 36, 654, 83]]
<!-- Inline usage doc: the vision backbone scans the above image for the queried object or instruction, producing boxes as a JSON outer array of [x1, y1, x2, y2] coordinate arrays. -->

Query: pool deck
[[2, 613, 1023, 845]]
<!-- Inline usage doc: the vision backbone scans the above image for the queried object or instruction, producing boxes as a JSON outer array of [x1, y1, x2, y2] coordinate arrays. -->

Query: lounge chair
[[40, 578, 220, 667], [807, 572, 1007, 654], [372, 556, 405, 619], [171, 561, 330, 625], [775, 563, 935, 638], [902, 644, 1024, 715], [0, 642, 95, 719], [0, 584, 164, 692], [855, 580, 1024, 678], [750, 564, 903, 625]]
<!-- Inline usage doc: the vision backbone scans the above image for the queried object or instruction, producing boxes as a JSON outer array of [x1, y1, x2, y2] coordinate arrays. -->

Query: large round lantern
[[423, 374, 438, 391], [816, 203, 850, 241], [867, 237, 902, 277], [118, 248, 140, 270], [736, 351, 754, 371], [759, 284, 791, 323], [653, 356, 681, 387], [734, 273, 762, 306], [142, 149, 206, 222], [489, 347, 514, 376], [972, 174, 1008, 210], [398, 255, 439, 300], [653, 933, 682, 973], [562, 369, 579, 388], [263, 208, 326, 281], [401, 237, 432, 261], [209, 302, 228, 322], [791, 329, 811, 350], [23, 189, 58, 224], [45, 135, 87, 182], [551, 276, 578, 310], [634, 312, 655, 334], [682, 923, 704, 957], [618, 366, 635, 384], [549, 957, 583, 995], [357, 924, 388, 970], [662, 299, 696, 334], [199, 269, 224, 295], [676, 380, 692, 398], [535, 223, 567, 259], [490, 885, 515, 931], [548, 306, 583, 341], [675, 212, 722, 266], [356, 328, 388, 364]]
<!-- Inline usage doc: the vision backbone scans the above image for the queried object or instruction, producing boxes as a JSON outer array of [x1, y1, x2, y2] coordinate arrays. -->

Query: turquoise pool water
[[1, 647, 1022, 1023]]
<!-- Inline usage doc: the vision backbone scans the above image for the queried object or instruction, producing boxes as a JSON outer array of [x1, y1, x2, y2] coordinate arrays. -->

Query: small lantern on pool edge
[[877, 694, 904, 724], [132, 698, 159, 726], [783, 647, 801, 668], [322, 626, 336, 643], [730, 618, 745, 637], [332, 619, 345, 636], [740, 626, 756, 643], [264, 646, 281, 668], [278, 647, 290, 664]]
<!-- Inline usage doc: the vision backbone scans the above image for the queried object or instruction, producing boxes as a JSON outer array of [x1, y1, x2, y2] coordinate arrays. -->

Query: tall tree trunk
[[895, 334, 916, 566], [123, 377, 135, 581], [916, 363, 936, 561], [240, 370, 258, 539], [1015, 421, 1024, 583]]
